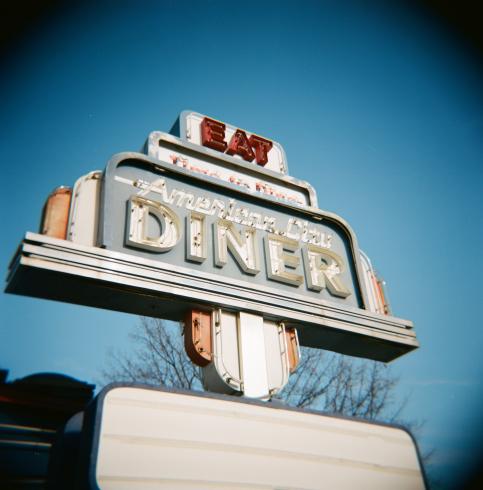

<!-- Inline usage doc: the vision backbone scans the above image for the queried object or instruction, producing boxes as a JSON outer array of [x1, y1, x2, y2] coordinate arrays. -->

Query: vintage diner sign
[[101, 155, 359, 309], [5, 112, 418, 362], [169, 111, 288, 174]]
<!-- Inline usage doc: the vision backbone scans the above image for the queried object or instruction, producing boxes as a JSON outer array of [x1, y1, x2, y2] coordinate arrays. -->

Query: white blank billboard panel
[[89, 386, 426, 490]]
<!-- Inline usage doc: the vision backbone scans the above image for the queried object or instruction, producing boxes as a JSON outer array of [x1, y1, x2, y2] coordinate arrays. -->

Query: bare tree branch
[[101, 317, 433, 479], [102, 318, 202, 391], [102, 317, 418, 426]]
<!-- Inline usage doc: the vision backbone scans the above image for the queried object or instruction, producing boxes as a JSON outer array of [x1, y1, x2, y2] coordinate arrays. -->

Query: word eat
[[201, 117, 273, 166]]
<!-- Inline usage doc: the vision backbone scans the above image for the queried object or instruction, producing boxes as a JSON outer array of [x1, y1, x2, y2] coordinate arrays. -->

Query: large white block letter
[[186, 211, 207, 262], [302, 244, 351, 298], [264, 234, 303, 286], [126, 195, 181, 252], [214, 219, 260, 275]]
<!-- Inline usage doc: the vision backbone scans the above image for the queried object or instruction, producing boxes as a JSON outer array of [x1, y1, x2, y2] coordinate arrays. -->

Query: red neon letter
[[201, 117, 227, 152], [249, 135, 273, 166], [226, 129, 255, 162]]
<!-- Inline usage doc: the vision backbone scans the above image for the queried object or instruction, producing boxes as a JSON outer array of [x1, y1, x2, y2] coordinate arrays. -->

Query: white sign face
[[146, 132, 311, 206], [174, 110, 288, 175], [86, 386, 427, 490]]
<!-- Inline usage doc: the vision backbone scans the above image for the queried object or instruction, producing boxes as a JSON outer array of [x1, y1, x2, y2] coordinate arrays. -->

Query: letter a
[[226, 129, 255, 162]]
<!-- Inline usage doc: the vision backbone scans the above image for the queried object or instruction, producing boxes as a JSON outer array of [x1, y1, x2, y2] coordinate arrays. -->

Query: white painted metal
[[203, 310, 242, 394], [92, 387, 426, 490], [126, 195, 182, 252], [67, 170, 102, 246], [203, 310, 292, 398], [360, 252, 378, 313], [238, 312, 269, 398], [156, 141, 304, 204], [263, 320, 290, 395], [183, 111, 288, 175], [186, 211, 208, 262], [145, 132, 316, 207]]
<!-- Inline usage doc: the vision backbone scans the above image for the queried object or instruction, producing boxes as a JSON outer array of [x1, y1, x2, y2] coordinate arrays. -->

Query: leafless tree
[[103, 317, 202, 391], [103, 317, 408, 424], [103, 317, 434, 482], [280, 347, 406, 423]]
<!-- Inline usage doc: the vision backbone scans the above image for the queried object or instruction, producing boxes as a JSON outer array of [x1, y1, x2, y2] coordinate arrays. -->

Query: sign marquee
[[101, 156, 360, 308], [6, 111, 419, 365]]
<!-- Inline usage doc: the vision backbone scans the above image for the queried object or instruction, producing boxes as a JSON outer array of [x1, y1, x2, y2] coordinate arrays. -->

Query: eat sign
[[201, 117, 273, 166]]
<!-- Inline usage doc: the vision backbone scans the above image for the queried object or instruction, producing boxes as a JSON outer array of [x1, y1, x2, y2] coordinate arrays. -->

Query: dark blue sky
[[1, 1, 482, 487]]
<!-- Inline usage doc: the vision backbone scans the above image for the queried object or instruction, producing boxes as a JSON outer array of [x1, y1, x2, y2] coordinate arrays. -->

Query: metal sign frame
[[6, 149, 418, 362], [144, 131, 317, 207]]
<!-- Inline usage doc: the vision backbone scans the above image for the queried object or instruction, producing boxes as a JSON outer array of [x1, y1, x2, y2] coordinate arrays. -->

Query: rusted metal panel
[[285, 327, 300, 373], [184, 309, 212, 367], [39, 187, 72, 239]]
